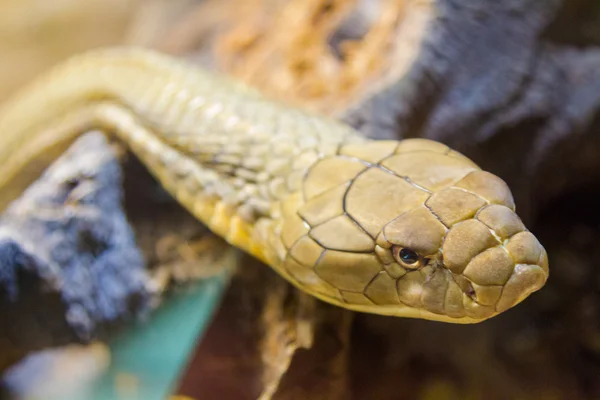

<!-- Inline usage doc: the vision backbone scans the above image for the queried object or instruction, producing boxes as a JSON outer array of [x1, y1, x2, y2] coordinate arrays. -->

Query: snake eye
[[392, 246, 425, 269]]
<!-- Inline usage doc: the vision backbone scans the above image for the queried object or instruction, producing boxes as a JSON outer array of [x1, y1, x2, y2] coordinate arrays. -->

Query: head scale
[[279, 139, 548, 323]]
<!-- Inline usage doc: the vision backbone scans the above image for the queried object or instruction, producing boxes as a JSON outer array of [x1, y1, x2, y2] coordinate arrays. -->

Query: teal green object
[[78, 273, 229, 400]]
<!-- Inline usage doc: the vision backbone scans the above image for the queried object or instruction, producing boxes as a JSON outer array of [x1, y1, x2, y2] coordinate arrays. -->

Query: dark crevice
[[543, 0, 600, 47]]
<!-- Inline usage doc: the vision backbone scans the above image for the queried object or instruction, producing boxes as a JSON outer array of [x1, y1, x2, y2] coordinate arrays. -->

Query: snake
[[0, 47, 549, 324]]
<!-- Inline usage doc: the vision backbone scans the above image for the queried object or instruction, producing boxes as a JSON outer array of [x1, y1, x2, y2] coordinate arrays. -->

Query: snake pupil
[[399, 248, 419, 264]]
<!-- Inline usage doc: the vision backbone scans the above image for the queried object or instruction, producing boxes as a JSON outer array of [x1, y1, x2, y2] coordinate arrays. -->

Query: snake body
[[0, 48, 548, 323]]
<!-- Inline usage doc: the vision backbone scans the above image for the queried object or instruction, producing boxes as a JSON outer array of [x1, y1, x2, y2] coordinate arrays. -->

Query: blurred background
[[1, 0, 600, 399]]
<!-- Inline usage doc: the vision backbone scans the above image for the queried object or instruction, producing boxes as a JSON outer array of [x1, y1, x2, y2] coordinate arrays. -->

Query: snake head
[[280, 139, 548, 323], [373, 169, 549, 322]]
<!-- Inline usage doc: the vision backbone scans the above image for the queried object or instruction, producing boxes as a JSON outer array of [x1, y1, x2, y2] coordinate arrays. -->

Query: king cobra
[[0, 48, 548, 323]]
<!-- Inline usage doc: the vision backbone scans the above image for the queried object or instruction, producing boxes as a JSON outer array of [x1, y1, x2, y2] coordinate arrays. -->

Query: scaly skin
[[0, 47, 549, 323]]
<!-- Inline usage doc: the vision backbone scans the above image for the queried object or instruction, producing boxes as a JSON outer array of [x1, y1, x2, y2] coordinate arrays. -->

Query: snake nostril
[[449, 274, 478, 300], [466, 283, 476, 299]]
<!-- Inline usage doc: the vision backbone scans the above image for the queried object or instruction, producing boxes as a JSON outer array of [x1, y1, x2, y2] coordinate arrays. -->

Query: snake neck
[[135, 98, 369, 267], [173, 123, 370, 267]]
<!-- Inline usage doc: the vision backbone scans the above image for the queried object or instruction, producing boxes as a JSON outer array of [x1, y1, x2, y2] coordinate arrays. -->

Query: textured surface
[[0, 132, 150, 370], [0, 47, 548, 324]]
